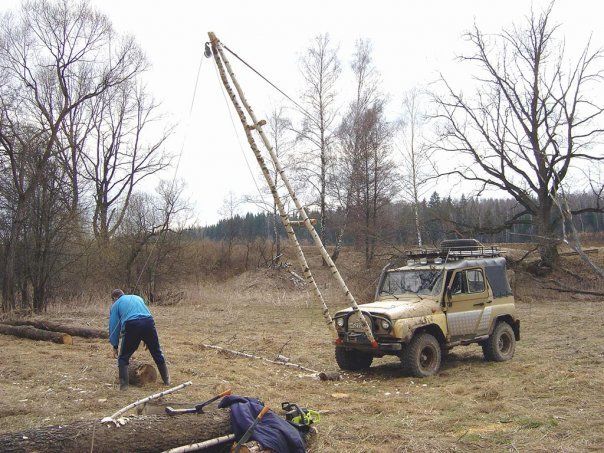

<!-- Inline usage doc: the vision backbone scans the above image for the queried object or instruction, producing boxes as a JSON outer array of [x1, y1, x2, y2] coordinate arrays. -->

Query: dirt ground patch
[[0, 267, 603, 452]]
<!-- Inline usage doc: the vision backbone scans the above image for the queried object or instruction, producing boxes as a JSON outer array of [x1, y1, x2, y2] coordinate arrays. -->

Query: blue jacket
[[108, 295, 153, 348], [218, 395, 306, 453]]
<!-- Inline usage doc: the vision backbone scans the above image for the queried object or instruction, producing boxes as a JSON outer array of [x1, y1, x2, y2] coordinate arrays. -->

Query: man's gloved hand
[[113, 347, 118, 359]]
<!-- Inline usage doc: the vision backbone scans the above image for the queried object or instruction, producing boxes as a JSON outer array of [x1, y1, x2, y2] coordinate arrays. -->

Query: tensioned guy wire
[[222, 43, 317, 123]]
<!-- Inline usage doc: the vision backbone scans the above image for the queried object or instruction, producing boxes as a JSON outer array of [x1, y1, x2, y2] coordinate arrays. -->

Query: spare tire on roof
[[439, 239, 483, 252]]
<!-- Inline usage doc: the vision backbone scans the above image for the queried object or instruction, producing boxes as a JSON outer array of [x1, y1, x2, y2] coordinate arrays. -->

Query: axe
[[165, 389, 232, 416]]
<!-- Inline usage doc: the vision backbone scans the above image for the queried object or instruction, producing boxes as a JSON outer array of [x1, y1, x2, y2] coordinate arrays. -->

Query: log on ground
[[0, 324, 73, 345], [129, 363, 158, 386], [0, 409, 232, 453], [0, 319, 108, 339]]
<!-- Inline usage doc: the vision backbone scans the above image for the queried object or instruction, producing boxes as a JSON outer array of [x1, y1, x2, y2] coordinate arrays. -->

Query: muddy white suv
[[333, 239, 520, 377]]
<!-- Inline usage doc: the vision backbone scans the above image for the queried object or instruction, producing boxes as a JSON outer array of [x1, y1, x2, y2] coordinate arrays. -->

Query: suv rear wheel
[[402, 332, 442, 377], [482, 321, 516, 362], [335, 347, 373, 371]]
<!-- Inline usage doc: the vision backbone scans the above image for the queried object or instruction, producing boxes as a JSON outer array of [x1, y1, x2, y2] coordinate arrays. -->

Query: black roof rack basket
[[403, 239, 501, 261]]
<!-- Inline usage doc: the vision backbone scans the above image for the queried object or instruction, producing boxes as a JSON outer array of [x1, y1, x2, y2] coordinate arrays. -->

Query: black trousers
[[118, 317, 165, 367]]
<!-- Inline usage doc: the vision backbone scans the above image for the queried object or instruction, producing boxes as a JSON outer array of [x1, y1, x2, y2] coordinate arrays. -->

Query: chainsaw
[[281, 402, 320, 432]]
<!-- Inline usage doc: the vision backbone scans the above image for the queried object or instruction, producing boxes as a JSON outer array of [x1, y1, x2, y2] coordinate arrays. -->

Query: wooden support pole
[[211, 34, 376, 346], [0, 324, 73, 344], [208, 32, 337, 340], [289, 219, 317, 226]]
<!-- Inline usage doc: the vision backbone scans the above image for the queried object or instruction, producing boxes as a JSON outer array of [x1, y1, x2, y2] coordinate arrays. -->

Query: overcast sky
[[5, 0, 603, 225]]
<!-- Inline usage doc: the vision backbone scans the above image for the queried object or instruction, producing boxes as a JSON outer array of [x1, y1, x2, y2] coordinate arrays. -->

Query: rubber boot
[[157, 362, 170, 385], [118, 364, 129, 391]]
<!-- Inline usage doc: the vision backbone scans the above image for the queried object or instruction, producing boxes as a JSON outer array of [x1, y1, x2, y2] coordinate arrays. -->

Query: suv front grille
[[346, 312, 374, 332]]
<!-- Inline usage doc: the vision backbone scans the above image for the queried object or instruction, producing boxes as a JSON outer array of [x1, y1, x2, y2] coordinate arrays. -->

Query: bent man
[[108, 289, 170, 390]]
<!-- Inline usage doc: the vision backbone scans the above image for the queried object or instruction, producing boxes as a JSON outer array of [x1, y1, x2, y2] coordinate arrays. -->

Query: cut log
[[0, 409, 232, 453], [128, 363, 158, 386], [0, 324, 72, 345], [0, 319, 108, 339], [318, 371, 342, 381]]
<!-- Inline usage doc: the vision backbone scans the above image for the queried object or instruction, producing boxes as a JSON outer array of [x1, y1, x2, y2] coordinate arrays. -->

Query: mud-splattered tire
[[335, 347, 373, 371], [482, 321, 516, 362], [401, 333, 442, 377]]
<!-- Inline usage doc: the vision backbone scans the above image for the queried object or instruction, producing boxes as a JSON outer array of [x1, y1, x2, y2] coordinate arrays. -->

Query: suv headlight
[[380, 319, 391, 331], [336, 318, 345, 328]]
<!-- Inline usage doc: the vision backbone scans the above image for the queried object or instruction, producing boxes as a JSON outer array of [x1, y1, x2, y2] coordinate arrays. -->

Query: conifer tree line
[[1, 1, 603, 312], [196, 191, 604, 252]]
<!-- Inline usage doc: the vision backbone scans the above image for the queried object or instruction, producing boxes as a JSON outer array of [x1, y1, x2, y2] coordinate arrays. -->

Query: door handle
[[473, 302, 484, 307], [486, 300, 492, 304]]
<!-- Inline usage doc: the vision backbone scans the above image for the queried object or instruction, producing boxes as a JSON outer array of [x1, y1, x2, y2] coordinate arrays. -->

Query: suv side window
[[467, 269, 485, 293], [450, 271, 467, 294]]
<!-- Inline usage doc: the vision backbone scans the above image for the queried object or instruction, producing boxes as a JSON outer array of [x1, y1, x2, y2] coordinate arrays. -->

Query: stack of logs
[[0, 319, 157, 386], [0, 319, 108, 344]]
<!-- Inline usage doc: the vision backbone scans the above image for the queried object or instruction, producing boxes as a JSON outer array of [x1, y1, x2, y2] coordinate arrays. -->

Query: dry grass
[[1, 250, 603, 452]]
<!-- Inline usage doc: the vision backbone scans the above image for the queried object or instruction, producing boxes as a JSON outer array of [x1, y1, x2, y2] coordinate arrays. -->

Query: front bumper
[[338, 332, 402, 352]]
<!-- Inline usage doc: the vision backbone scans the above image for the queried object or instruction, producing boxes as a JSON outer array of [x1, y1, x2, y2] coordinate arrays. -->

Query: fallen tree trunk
[[0, 410, 232, 453], [0, 319, 108, 339], [129, 363, 158, 386], [0, 324, 72, 345]]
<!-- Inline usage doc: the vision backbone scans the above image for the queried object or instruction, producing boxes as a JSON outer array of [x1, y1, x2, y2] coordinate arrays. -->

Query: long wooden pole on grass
[[208, 32, 337, 340], [209, 32, 377, 347]]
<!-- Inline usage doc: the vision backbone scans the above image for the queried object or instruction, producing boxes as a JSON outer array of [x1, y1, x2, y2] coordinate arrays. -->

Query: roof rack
[[402, 239, 501, 262]]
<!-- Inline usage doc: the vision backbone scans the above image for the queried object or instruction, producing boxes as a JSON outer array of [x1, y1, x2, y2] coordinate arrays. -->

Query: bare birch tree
[[333, 40, 396, 267], [331, 39, 378, 261], [434, 3, 604, 268], [297, 34, 341, 248], [266, 107, 292, 263], [398, 88, 435, 247]]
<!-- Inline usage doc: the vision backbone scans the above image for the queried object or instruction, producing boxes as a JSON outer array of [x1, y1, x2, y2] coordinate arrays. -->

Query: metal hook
[[204, 42, 212, 58]]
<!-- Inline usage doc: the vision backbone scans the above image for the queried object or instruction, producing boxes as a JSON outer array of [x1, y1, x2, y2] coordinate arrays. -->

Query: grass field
[[1, 252, 603, 452]]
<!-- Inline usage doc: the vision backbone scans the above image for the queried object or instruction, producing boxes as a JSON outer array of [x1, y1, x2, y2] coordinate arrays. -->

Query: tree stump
[[0, 324, 72, 344], [128, 363, 158, 386]]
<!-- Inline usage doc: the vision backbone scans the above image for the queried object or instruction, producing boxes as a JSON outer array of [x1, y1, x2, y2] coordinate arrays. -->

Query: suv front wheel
[[335, 347, 373, 371], [402, 332, 442, 377], [482, 321, 516, 362]]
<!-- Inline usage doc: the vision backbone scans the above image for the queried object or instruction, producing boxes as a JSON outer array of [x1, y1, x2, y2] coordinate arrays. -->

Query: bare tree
[[218, 190, 241, 266], [0, 0, 146, 309], [82, 81, 172, 243], [331, 39, 378, 262], [398, 88, 435, 247], [434, 3, 604, 268], [118, 179, 188, 292], [333, 40, 396, 267], [266, 107, 292, 264], [297, 34, 341, 249], [142, 180, 191, 301]]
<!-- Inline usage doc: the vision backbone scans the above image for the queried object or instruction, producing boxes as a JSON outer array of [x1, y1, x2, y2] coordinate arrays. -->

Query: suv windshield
[[380, 269, 443, 296]]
